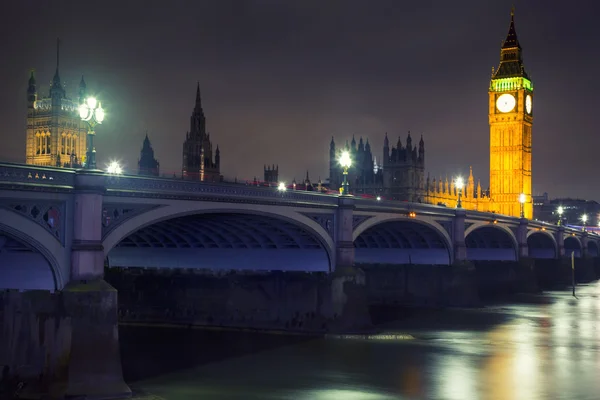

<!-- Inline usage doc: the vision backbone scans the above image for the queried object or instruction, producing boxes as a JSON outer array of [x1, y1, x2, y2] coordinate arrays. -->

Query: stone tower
[[264, 164, 278, 185], [138, 132, 160, 176], [489, 8, 534, 218], [26, 39, 86, 167], [182, 83, 221, 181]]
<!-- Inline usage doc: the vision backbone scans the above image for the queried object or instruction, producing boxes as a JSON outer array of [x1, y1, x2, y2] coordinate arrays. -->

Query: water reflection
[[127, 283, 600, 400]]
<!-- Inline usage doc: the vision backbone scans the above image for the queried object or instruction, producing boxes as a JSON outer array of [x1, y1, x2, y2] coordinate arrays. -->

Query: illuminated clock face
[[496, 93, 516, 113], [525, 95, 532, 114]]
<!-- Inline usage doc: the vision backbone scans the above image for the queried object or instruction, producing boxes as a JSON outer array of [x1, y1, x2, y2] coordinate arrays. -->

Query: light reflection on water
[[131, 283, 600, 400]]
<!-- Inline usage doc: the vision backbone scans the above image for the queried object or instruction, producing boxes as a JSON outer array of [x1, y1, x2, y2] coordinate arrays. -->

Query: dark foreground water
[[121, 282, 600, 400]]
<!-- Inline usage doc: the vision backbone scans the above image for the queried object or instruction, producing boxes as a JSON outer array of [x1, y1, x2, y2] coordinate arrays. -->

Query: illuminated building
[[182, 83, 221, 182], [426, 8, 533, 216], [488, 7, 534, 219], [329, 132, 424, 201], [25, 40, 86, 168]]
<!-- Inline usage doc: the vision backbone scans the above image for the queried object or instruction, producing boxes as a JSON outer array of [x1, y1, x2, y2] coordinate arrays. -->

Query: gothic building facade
[[25, 41, 86, 168], [329, 132, 425, 201], [138, 133, 160, 176], [182, 84, 221, 181]]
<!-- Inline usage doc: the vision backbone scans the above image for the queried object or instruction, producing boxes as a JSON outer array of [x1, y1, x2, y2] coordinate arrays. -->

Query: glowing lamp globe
[[582, 214, 588, 223], [278, 182, 286, 191], [557, 206, 564, 215], [95, 103, 105, 123], [86, 97, 97, 109], [519, 193, 526, 204], [455, 177, 464, 190], [339, 151, 352, 169]]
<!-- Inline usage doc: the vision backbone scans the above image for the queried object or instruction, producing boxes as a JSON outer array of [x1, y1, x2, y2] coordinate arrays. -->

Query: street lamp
[[455, 176, 464, 208], [79, 97, 105, 170], [557, 206, 564, 225], [581, 214, 588, 231], [339, 150, 352, 195], [519, 193, 526, 218], [106, 161, 122, 174], [278, 182, 287, 192]]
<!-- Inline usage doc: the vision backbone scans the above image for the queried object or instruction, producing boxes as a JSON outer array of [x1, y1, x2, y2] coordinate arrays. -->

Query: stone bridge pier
[[61, 171, 132, 398]]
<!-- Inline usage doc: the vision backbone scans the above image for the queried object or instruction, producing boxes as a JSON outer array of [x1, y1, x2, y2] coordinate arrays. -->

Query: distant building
[[138, 133, 159, 176], [182, 83, 221, 182], [534, 196, 600, 226], [329, 133, 425, 201], [264, 164, 278, 185], [25, 40, 85, 168]]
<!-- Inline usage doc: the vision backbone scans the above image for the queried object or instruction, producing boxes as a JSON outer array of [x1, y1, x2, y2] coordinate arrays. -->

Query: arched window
[[61, 132, 67, 155]]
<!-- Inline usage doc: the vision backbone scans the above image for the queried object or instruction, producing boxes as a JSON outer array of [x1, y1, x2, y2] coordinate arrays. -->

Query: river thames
[[122, 282, 600, 400]]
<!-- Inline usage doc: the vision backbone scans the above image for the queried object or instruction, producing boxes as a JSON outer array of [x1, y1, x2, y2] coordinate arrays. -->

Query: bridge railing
[[104, 174, 341, 205], [0, 162, 75, 188]]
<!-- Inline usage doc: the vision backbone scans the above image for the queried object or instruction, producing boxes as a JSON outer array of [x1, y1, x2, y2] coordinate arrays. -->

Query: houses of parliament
[[25, 8, 531, 219], [328, 8, 533, 219], [24, 44, 221, 181]]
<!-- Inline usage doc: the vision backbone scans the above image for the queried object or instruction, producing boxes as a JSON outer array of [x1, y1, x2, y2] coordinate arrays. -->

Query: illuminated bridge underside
[[354, 221, 450, 265], [528, 232, 556, 259], [108, 213, 330, 272], [0, 234, 54, 290], [465, 226, 516, 261]]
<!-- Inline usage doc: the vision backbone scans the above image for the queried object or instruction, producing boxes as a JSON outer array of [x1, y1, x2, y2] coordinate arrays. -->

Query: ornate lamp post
[[455, 176, 464, 208], [339, 150, 352, 195], [557, 206, 564, 226], [581, 214, 588, 231], [519, 193, 527, 218], [79, 97, 105, 169]]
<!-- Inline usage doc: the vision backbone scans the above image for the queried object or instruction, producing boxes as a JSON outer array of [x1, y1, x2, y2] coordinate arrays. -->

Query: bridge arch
[[564, 235, 582, 258], [102, 201, 335, 272], [526, 230, 558, 259], [588, 240, 599, 257], [464, 222, 518, 261], [0, 208, 64, 290], [352, 215, 453, 265]]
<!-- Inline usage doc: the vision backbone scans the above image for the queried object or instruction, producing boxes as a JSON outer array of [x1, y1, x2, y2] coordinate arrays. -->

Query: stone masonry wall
[[360, 263, 480, 307], [105, 267, 343, 332], [0, 290, 71, 389]]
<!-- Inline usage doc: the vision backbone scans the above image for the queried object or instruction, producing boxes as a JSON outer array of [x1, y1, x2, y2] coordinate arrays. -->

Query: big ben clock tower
[[489, 8, 534, 219]]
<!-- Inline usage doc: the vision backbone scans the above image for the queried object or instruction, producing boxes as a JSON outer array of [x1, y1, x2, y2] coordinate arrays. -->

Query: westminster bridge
[[0, 161, 599, 398]]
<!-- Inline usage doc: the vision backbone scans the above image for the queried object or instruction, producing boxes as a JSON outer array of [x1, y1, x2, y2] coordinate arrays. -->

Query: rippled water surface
[[123, 283, 600, 399]]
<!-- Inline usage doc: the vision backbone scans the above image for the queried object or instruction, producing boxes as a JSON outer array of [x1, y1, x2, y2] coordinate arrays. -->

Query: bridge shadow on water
[[119, 324, 317, 383]]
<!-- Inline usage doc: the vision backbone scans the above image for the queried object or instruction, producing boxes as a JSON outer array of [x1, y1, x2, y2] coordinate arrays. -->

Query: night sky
[[0, 1, 598, 199]]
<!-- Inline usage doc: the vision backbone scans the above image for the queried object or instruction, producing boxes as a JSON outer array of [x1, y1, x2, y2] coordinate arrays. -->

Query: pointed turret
[[358, 137, 364, 152], [351, 135, 356, 150], [365, 138, 371, 153], [492, 7, 529, 80], [50, 38, 65, 98], [383, 133, 389, 165], [138, 132, 160, 176], [27, 70, 37, 104], [194, 82, 203, 112], [79, 75, 87, 104], [406, 131, 412, 152], [418, 134, 425, 164], [467, 166, 475, 198]]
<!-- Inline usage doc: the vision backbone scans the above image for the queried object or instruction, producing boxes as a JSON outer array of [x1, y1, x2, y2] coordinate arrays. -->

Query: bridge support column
[[334, 196, 355, 270], [453, 209, 467, 262], [582, 232, 590, 259], [61, 171, 131, 399], [517, 218, 529, 259], [329, 196, 371, 331], [555, 227, 565, 259]]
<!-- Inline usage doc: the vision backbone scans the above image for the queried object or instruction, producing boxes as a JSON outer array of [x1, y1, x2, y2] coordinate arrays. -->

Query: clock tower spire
[[489, 7, 534, 219]]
